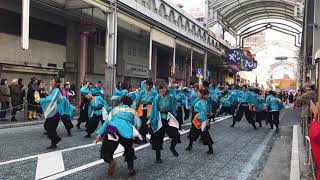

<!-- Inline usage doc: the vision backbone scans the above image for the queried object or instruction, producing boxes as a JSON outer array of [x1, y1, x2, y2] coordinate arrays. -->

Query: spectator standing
[[36, 80, 47, 117], [27, 77, 38, 120], [0, 79, 9, 120], [309, 100, 320, 180], [18, 78, 26, 111], [66, 82, 75, 104], [9, 79, 22, 121]]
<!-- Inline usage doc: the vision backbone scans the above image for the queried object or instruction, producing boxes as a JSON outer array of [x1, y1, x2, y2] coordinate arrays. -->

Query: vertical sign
[[21, 0, 30, 50]]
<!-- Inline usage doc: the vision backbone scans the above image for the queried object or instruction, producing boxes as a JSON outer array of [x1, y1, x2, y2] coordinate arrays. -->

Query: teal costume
[[149, 93, 180, 160]]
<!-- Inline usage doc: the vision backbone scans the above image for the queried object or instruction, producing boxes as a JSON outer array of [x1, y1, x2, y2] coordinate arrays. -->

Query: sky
[[171, 0, 206, 17]]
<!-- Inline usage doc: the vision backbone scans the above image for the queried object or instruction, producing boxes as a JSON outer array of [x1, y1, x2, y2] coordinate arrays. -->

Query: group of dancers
[[39, 78, 285, 176]]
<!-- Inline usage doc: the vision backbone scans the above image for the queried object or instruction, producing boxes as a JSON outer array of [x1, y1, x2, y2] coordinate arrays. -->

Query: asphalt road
[[0, 107, 296, 180]]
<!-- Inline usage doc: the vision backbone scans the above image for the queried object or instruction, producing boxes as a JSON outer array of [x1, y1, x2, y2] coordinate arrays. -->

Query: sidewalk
[[258, 108, 315, 180]]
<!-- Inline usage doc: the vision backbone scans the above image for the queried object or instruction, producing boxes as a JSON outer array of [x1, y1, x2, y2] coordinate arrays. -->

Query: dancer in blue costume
[[132, 79, 156, 143], [183, 88, 191, 121], [40, 77, 73, 149], [110, 82, 129, 104], [58, 95, 75, 136], [252, 89, 266, 127], [81, 85, 111, 138], [185, 88, 214, 154], [175, 87, 186, 130], [266, 91, 284, 132], [190, 83, 200, 118], [231, 85, 257, 129], [95, 95, 141, 176], [149, 82, 181, 163], [217, 90, 233, 117], [76, 82, 94, 129]]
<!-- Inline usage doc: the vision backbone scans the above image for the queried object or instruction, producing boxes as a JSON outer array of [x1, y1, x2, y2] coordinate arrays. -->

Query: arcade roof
[[208, 0, 304, 32]]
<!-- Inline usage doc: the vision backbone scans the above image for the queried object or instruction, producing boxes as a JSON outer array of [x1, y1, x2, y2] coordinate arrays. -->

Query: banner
[[226, 49, 257, 72]]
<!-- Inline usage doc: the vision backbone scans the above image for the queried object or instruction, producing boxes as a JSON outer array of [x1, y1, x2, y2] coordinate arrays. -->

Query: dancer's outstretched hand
[[94, 136, 101, 144]]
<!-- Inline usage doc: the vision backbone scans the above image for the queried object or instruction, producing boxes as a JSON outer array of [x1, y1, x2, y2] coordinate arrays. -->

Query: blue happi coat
[[253, 95, 266, 112], [96, 105, 141, 139], [132, 88, 157, 110], [238, 90, 253, 104], [175, 88, 186, 107], [266, 95, 284, 111], [190, 89, 199, 108], [220, 95, 232, 108], [39, 88, 64, 119], [194, 99, 208, 123], [88, 96, 111, 119], [111, 88, 128, 101], [228, 90, 239, 105], [57, 96, 75, 118], [149, 94, 177, 131]]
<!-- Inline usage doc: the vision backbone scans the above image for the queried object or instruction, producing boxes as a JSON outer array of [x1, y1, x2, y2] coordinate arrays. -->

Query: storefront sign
[[226, 49, 257, 72], [125, 63, 150, 78]]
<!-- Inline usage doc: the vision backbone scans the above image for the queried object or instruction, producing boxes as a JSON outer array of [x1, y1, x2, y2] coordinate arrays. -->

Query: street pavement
[[0, 107, 296, 180]]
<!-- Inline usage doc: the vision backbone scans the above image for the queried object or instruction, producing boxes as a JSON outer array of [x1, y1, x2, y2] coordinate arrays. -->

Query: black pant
[[232, 104, 256, 128], [184, 106, 190, 120], [61, 115, 74, 131], [0, 101, 9, 118], [86, 115, 104, 135], [268, 111, 280, 129], [11, 101, 19, 120], [77, 104, 89, 126], [139, 109, 148, 138], [100, 134, 135, 165], [44, 114, 61, 145], [188, 124, 213, 146], [151, 119, 180, 151], [217, 106, 234, 117], [255, 111, 266, 122], [176, 106, 183, 129]]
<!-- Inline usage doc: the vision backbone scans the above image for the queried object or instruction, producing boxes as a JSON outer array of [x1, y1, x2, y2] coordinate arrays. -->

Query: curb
[[0, 120, 45, 129]]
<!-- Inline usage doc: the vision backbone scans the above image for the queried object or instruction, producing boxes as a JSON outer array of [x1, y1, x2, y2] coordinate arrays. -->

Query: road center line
[[42, 116, 231, 180]]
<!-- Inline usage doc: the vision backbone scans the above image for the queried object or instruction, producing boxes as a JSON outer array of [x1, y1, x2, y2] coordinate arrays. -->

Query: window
[[127, 41, 137, 57]]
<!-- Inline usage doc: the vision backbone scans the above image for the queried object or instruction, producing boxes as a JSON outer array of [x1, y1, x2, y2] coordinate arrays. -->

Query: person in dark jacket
[[27, 77, 38, 120], [18, 78, 25, 111], [0, 79, 9, 120], [9, 79, 22, 121]]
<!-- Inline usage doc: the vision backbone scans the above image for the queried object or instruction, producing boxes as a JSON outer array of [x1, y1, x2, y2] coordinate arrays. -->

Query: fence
[[301, 117, 317, 179], [0, 100, 81, 122]]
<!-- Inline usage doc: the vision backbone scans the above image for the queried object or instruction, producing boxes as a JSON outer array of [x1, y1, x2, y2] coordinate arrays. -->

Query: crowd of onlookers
[[0, 77, 75, 122]]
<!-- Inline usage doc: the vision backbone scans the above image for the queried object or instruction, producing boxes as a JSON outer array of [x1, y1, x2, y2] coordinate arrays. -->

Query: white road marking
[[237, 129, 274, 180], [0, 143, 97, 166], [42, 116, 231, 180], [0, 115, 232, 167], [35, 151, 65, 180], [290, 125, 300, 180]]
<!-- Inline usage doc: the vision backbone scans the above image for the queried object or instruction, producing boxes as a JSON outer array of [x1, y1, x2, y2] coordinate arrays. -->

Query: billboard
[[226, 49, 258, 72]]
